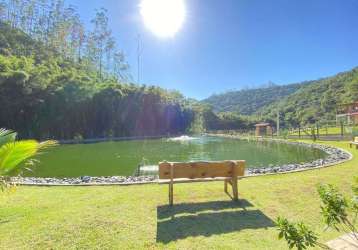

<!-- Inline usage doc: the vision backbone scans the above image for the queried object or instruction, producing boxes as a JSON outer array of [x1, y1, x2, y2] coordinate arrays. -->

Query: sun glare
[[140, 0, 186, 38]]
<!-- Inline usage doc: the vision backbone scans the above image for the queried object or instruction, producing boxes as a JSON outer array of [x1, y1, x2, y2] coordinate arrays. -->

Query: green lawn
[[1, 140, 357, 249], [289, 126, 345, 136]]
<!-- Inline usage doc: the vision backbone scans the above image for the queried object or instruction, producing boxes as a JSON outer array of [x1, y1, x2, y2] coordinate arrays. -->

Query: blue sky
[[67, 0, 358, 99]]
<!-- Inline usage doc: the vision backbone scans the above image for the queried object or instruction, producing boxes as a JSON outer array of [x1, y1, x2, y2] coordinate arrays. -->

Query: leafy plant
[[317, 184, 349, 229], [276, 217, 320, 250], [0, 128, 56, 190], [318, 183, 358, 241], [277, 178, 358, 249]]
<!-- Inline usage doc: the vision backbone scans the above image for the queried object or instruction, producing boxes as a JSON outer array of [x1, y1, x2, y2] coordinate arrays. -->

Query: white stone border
[[212, 134, 353, 177], [242, 146, 352, 178]]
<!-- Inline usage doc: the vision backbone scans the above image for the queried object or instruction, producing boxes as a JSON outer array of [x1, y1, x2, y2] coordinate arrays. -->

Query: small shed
[[336, 102, 358, 125], [255, 123, 272, 137]]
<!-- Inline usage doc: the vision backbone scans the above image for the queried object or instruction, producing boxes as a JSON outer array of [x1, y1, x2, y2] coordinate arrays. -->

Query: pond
[[23, 136, 327, 177]]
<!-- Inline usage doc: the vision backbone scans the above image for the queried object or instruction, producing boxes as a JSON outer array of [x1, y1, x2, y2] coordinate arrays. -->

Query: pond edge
[[9, 136, 353, 186]]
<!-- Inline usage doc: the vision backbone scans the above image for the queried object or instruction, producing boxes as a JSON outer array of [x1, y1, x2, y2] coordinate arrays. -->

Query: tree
[[0, 1, 131, 78], [113, 51, 130, 81], [0, 1, 7, 22], [348, 81, 358, 102], [89, 8, 112, 79], [0, 5, 201, 140], [70, 13, 85, 62]]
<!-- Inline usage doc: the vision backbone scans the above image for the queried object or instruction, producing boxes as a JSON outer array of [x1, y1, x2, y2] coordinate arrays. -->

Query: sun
[[140, 0, 186, 38]]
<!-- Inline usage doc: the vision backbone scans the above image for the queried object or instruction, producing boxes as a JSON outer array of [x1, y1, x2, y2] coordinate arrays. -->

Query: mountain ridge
[[202, 82, 308, 114], [202, 66, 358, 127]]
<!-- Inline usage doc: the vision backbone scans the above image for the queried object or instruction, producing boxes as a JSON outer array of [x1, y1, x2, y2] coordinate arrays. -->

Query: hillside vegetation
[[0, 0, 258, 138], [261, 67, 358, 127], [203, 67, 358, 128], [203, 83, 306, 114], [1, 1, 357, 135], [0, 24, 201, 139], [0, 0, 203, 140]]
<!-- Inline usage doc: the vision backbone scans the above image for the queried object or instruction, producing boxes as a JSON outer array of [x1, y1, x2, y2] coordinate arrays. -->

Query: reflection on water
[[27, 135, 327, 177], [167, 135, 198, 142]]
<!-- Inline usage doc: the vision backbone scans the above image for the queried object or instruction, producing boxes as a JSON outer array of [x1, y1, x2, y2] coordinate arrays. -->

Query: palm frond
[[0, 139, 57, 176], [0, 140, 38, 175]]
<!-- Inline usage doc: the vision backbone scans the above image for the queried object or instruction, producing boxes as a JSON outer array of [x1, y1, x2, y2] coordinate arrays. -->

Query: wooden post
[[277, 110, 280, 137], [169, 163, 174, 206], [298, 126, 301, 139], [340, 121, 344, 137], [231, 162, 238, 201], [316, 124, 319, 138], [224, 179, 228, 194]]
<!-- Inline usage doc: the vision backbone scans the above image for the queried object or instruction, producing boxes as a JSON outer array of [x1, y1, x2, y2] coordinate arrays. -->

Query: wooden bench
[[158, 160, 245, 206], [349, 137, 358, 149]]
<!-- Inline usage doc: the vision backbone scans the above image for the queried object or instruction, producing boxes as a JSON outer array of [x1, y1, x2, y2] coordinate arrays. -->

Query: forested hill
[[260, 67, 358, 127], [0, 0, 256, 139], [203, 66, 358, 127], [1, 1, 357, 136], [202, 83, 306, 114], [0, 0, 204, 140]]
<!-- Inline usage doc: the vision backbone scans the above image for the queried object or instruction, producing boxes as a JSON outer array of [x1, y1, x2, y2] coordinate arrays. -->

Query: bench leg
[[224, 180, 228, 193], [231, 177, 238, 201], [169, 182, 173, 206], [169, 163, 174, 206]]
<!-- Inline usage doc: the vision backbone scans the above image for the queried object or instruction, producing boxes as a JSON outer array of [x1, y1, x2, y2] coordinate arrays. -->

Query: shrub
[[276, 217, 319, 249], [276, 178, 358, 249]]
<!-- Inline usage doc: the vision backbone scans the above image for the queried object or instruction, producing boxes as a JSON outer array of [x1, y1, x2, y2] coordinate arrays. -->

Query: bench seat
[[158, 176, 235, 184]]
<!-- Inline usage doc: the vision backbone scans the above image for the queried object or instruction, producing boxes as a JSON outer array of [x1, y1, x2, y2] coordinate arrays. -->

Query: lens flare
[[140, 0, 186, 38]]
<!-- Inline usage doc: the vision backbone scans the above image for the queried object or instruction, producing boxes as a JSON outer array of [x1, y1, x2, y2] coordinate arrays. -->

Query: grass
[[289, 126, 345, 136], [0, 140, 357, 249]]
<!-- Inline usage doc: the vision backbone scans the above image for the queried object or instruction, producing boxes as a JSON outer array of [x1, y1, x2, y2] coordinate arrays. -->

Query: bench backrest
[[158, 160, 245, 180]]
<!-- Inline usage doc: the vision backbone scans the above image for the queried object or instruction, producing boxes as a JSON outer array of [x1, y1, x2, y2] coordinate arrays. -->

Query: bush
[[276, 217, 319, 249], [276, 178, 358, 249]]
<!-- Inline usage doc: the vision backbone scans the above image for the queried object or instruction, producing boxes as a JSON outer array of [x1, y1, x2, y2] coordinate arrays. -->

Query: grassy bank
[[289, 126, 346, 136], [0, 140, 357, 249]]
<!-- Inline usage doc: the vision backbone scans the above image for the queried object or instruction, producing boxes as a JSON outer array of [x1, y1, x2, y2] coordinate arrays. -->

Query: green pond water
[[23, 136, 327, 177]]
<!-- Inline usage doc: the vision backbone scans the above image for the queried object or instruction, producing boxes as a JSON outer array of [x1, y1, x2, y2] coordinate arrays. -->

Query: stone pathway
[[326, 233, 358, 250]]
